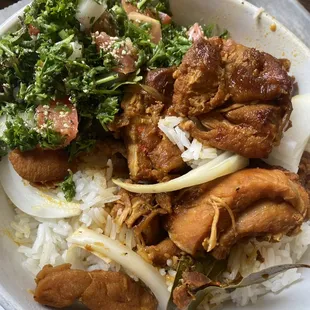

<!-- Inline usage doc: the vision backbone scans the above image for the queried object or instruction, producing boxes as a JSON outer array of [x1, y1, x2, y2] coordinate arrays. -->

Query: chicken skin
[[165, 168, 309, 259]]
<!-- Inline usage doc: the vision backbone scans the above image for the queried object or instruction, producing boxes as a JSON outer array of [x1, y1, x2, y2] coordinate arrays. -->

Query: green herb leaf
[[96, 96, 119, 130], [59, 169, 76, 202], [67, 136, 97, 161], [3, 117, 38, 152]]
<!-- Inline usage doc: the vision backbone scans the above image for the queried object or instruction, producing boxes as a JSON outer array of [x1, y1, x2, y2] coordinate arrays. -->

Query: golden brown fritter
[[34, 264, 158, 310], [165, 168, 309, 258], [9, 149, 70, 183]]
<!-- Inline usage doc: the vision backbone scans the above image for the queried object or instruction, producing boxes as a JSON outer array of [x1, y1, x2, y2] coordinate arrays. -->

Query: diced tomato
[[121, 0, 157, 18], [28, 24, 40, 36], [158, 12, 172, 25], [121, 0, 137, 14], [128, 12, 162, 44], [94, 32, 137, 75], [187, 23, 204, 42], [36, 98, 78, 147]]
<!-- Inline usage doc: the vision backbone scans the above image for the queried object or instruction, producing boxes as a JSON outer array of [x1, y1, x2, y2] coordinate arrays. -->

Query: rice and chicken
[[0, 0, 310, 310]]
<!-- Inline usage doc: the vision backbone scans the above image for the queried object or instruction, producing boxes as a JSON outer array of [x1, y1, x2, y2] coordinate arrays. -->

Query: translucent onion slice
[[113, 152, 249, 194], [264, 94, 310, 172], [0, 115, 7, 136], [0, 157, 81, 218], [76, 0, 107, 29], [68, 227, 170, 310]]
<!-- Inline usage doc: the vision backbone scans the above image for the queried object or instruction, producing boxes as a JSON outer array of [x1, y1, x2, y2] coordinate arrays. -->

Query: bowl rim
[[0, 1, 310, 310], [0, 0, 310, 57]]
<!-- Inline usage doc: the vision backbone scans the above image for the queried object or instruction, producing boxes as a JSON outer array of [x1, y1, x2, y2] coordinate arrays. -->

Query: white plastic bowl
[[0, 1, 310, 309]]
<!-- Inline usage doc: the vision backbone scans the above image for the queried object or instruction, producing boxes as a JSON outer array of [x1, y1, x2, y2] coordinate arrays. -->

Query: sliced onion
[[68, 227, 170, 310], [69, 41, 83, 60], [113, 152, 249, 194], [0, 157, 81, 218], [264, 94, 310, 172], [0, 115, 7, 136], [76, 0, 107, 29], [128, 12, 162, 44]]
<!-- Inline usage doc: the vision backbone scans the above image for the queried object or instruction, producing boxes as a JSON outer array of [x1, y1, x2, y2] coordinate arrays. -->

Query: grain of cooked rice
[[158, 116, 220, 168]]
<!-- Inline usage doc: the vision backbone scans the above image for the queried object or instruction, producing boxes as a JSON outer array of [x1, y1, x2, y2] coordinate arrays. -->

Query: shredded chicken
[[144, 239, 181, 267], [112, 190, 172, 246], [109, 68, 186, 182]]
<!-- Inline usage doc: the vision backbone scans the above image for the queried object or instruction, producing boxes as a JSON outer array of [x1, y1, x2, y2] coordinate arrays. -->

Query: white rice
[[158, 116, 219, 168], [11, 162, 135, 276], [9, 148, 310, 309]]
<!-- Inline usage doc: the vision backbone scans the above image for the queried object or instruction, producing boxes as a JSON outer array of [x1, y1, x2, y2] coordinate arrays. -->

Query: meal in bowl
[[0, 0, 310, 309]]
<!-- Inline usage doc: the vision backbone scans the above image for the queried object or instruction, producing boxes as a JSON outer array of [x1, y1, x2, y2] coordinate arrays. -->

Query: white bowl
[[0, 1, 310, 309]]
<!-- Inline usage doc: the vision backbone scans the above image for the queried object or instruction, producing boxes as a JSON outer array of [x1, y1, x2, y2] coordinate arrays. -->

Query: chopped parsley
[[67, 136, 96, 161], [59, 170, 76, 202], [0, 0, 226, 154]]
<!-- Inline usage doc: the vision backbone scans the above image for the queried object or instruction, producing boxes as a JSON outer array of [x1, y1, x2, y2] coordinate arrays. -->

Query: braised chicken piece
[[110, 68, 186, 182], [165, 168, 309, 259], [34, 264, 157, 310], [299, 151, 310, 194], [173, 271, 213, 310], [181, 102, 290, 158], [144, 238, 181, 267], [145, 67, 176, 99], [170, 37, 293, 158], [212, 200, 305, 259], [9, 149, 70, 184]]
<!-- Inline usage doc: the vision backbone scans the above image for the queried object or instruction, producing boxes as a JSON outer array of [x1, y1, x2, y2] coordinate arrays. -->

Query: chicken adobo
[[113, 168, 309, 261], [170, 37, 293, 158], [110, 68, 186, 182]]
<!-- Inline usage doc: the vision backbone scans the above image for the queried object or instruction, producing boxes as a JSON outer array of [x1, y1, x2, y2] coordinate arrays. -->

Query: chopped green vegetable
[[2, 116, 65, 151], [67, 136, 97, 161], [96, 96, 119, 130], [59, 170, 76, 202], [0, 0, 224, 153], [3, 117, 39, 152], [0, 139, 8, 157], [39, 126, 65, 150]]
